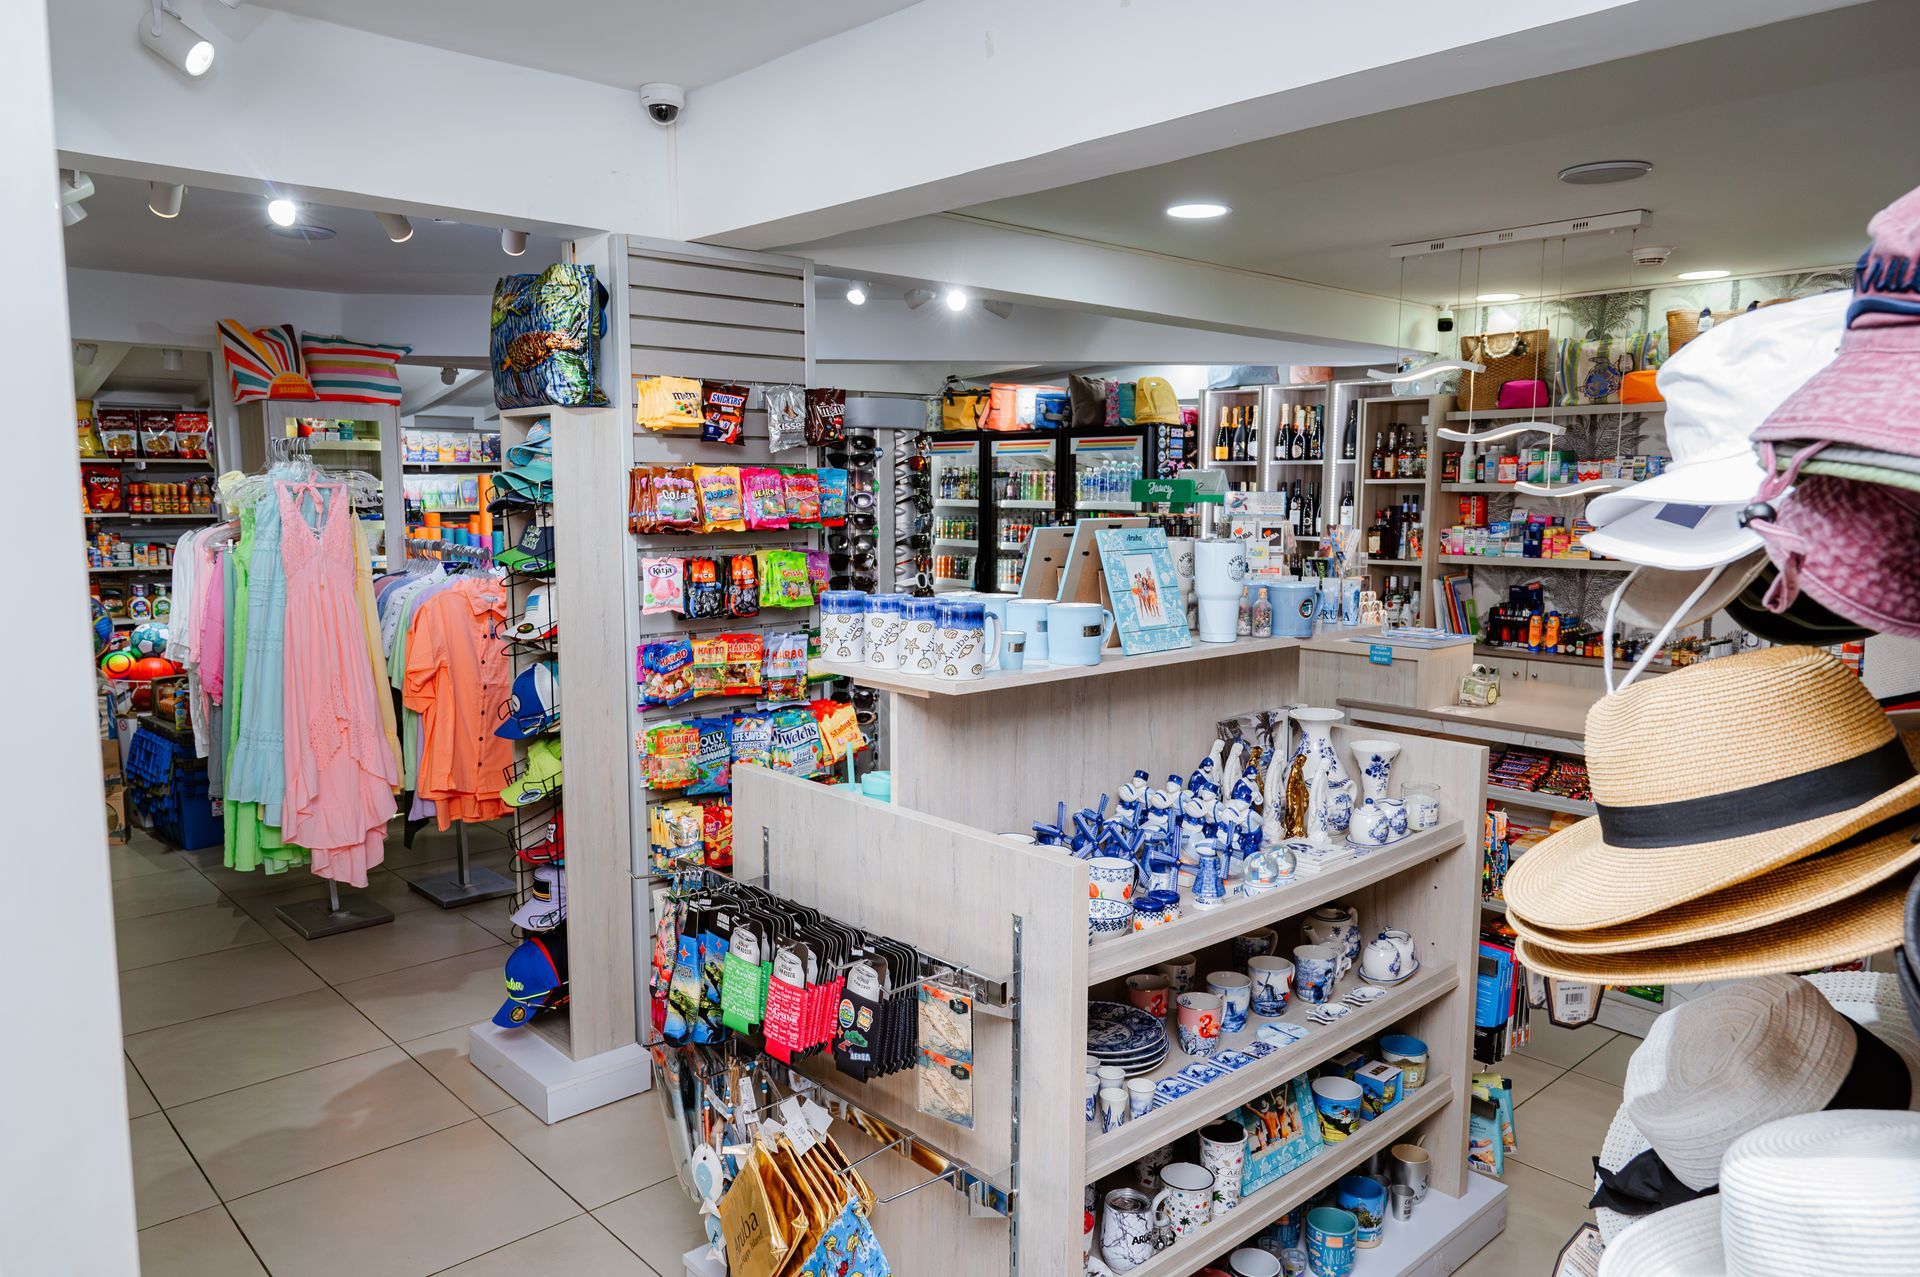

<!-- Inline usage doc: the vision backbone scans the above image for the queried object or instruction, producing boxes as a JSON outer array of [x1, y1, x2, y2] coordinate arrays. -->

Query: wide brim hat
[[1747, 471, 1920, 641], [1501, 646, 1920, 931], [1723, 561, 1875, 646], [1597, 1109, 1920, 1277], [1581, 500, 1761, 571], [1610, 553, 1768, 632]]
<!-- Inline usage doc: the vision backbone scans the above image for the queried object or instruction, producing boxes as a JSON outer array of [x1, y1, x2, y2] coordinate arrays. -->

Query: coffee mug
[[1000, 629, 1026, 671], [1200, 1120, 1247, 1213], [1293, 944, 1337, 1005], [1132, 1146, 1175, 1196], [1206, 971, 1252, 1035], [1380, 1034, 1430, 1090], [1390, 1143, 1431, 1203], [1150, 1162, 1214, 1246], [1125, 973, 1171, 1018], [933, 597, 1000, 682], [862, 594, 907, 670], [1305, 1206, 1358, 1277], [1176, 992, 1222, 1057], [1311, 1076, 1364, 1143], [1248, 956, 1293, 1016], [900, 597, 941, 674], [1335, 1174, 1386, 1248], [1158, 954, 1198, 995], [818, 589, 867, 663], [1101, 1188, 1155, 1274], [1006, 598, 1051, 662], [1271, 578, 1319, 639], [1232, 928, 1280, 965], [1229, 1248, 1281, 1277], [1380, 797, 1409, 838], [1048, 601, 1115, 666], [1089, 856, 1136, 902]]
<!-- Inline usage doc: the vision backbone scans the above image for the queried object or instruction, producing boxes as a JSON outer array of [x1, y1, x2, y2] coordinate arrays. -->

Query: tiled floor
[[114, 828, 696, 1277], [115, 827, 1621, 1276]]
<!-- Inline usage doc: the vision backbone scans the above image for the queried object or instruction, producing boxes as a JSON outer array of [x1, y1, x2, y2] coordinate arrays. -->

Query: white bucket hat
[[1597, 1109, 1920, 1277], [1581, 291, 1849, 569]]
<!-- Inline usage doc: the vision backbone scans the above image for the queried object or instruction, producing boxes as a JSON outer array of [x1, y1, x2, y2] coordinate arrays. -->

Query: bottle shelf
[[1438, 554, 1628, 572]]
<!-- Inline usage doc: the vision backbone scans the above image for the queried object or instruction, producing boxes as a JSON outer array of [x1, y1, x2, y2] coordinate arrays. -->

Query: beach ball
[[128, 622, 169, 658], [130, 656, 178, 682], [99, 648, 138, 678]]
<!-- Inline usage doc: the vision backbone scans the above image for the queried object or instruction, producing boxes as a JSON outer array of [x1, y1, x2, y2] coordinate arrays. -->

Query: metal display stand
[[403, 821, 514, 907], [275, 879, 394, 939]]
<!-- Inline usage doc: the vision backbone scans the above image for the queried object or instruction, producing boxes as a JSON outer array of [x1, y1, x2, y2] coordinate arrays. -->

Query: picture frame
[[1094, 526, 1193, 655]]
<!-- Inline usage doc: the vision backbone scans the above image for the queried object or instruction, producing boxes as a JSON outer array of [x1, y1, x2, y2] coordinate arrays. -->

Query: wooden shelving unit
[[1438, 554, 1629, 572], [1445, 402, 1666, 421]]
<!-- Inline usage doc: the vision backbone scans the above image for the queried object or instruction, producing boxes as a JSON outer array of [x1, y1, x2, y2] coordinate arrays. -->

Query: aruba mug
[[1006, 598, 1052, 662], [933, 597, 1000, 681], [818, 589, 868, 663], [1335, 1173, 1387, 1248], [1200, 1120, 1248, 1213], [1306, 1206, 1358, 1277], [901, 597, 941, 675], [862, 594, 907, 670], [1048, 601, 1115, 666], [1101, 1188, 1155, 1273]]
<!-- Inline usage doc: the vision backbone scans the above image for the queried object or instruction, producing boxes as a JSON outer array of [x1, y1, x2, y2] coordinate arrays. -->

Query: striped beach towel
[[301, 333, 413, 405]]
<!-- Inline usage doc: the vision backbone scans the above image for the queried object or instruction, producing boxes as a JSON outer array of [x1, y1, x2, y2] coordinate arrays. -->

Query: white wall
[[1, 3, 140, 1273]]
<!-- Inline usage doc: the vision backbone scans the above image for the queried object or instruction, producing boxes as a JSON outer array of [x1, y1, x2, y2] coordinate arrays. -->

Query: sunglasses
[[826, 530, 851, 552], [849, 512, 876, 532], [900, 534, 931, 552], [898, 454, 930, 473], [848, 490, 877, 513]]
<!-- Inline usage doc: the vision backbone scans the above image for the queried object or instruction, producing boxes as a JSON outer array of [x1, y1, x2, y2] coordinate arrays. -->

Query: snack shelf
[[89, 457, 215, 469], [1086, 827, 1462, 984], [1485, 784, 1594, 816], [84, 512, 212, 521], [1084, 964, 1458, 1179], [1115, 1079, 1455, 1277], [1438, 554, 1629, 572], [89, 565, 171, 574]]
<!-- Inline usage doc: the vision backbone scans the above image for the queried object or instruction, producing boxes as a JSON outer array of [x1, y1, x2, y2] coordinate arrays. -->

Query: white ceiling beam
[[681, 0, 1871, 249]]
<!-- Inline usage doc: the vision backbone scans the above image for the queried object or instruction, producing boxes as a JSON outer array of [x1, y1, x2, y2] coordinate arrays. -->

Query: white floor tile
[[127, 1056, 160, 1118], [334, 944, 512, 1042], [1453, 1162, 1596, 1277], [399, 1025, 517, 1117], [111, 839, 194, 881], [126, 987, 390, 1109], [1514, 1020, 1618, 1071], [113, 870, 223, 920], [116, 902, 270, 971], [130, 1113, 218, 1229], [436, 1214, 652, 1276], [1570, 1033, 1640, 1088], [1512, 1070, 1623, 1188], [1486, 1052, 1565, 1106], [484, 1095, 679, 1210], [227, 1121, 578, 1277], [138, 1206, 267, 1277], [230, 867, 434, 923], [595, 1179, 706, 1275], [119, 942, 326, 1036], [278, 907, 502, 985]]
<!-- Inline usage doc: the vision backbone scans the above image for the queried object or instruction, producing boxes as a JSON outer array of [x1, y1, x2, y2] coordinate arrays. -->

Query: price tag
[[1552, 1223, 1603, 1277], [1369, 643, 1394, 666]]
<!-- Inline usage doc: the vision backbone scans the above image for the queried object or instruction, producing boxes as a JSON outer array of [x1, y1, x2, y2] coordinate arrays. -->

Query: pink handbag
[[1497, 380, 1550, 409]]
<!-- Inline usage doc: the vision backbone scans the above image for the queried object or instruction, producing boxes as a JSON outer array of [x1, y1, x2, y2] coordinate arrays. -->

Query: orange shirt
[[403, 577, 513, 828]]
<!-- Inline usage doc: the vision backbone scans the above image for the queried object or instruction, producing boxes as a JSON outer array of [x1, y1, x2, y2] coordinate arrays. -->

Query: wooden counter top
[[1339, 680, 1599, 743]]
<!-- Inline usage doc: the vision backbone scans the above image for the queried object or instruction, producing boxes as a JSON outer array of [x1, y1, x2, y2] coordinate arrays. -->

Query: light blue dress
[[225, 464, 295, 825]]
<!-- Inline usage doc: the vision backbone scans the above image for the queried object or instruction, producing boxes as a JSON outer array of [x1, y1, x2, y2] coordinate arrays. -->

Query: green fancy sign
[[1131, 478, 1223, 506]]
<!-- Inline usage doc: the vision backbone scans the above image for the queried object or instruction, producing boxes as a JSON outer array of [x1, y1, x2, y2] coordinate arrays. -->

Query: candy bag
[[653, 467, 700, 530], [758, 550, 813, 610], [781, 468, 821, 526], [687, 717, 733, 795], [684, 557, 724, 619], [770, 708, 823, 775], [634, 375, 703, 431], [739, 467, 789, 530], [638, 638, 694, 707], [700, 382, 750, 446], [628, 466, 655, 533], [692, 465, 745, 532], [703, 801, 734, 870], [690, 636, 728, 699], [641, 558, 686, 614], [762, 631, 808, 702], [764, 384, 807, 452], [725, 554, 760, 618], [804, 387, 846, 446], [816, 467, 848, 527], [723, 633, 765, 697], [814, 699, 866, 764], [645, 721, 700, 789], [805, 551, 830, 598], [731, 712, 774, 768]]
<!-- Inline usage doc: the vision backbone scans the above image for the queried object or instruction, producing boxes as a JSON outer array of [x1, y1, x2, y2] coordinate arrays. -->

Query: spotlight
[[60, 169, 93, 227], [74, 343, 98, 367], [845, 281, 867, 306], [376, 212, 414, 243], [441, 366, 458, 386], [944, 288, 967, 312], [62, 202, 88, 228], [903, 288, 935, 311], [983, 300, 1014, 320], [267, 198, 298, 227], [501, 228, 528, 256], [147, 182, 185, 219], [162, 349, 183, 372], [138, 1, 215, 77]]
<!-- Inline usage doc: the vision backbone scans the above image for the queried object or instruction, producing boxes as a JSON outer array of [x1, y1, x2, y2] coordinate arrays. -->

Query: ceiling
[[249, 0, 921, 90], [959, 0, 1920, 304], [62, 174, 563, 295]]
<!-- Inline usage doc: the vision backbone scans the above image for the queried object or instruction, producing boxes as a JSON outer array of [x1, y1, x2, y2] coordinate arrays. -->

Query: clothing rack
[[403, 819, 514, 907], [276, 877, 394, 939]]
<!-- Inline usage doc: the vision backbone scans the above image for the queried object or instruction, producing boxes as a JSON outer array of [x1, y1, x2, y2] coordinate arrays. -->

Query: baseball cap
[[1758, 182, 1920, 457], [509, 585, 558, 641], [491, 924, 569, 1027], [497, 525, 555, 575], [1581, 291, 1849, 567], [514, 811, 564, 866], [509, 865, 566, 931], [495, 660, 559, 740], [506, 421, 552, 468], [502, 737, 562, 807]]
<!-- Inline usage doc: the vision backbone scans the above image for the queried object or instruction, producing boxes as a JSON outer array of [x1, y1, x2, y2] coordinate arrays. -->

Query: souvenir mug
[[1336, 1174, 1387, 1248], [1232, 929, 1280, 964], [1248, 956, 1293, 1016], [1190, 844, 1227, 908], [863, 594, 907, 670], [1207, 971, 1252, 1035], [1390, 1143, 1431, 1203], [1089, 856, 1136, 902], [1402, 781, 1440, 831], [1312, 1076, 1364, 1143], [969, 590, 1017, 651], [1006, 598, 1051, 662], [1150, 1162, 1214, 1246], [1200, 1120, 1248, 1213], [933, 597, 1000, 682], [1132, 1146, 1175, 1195], [1000, 630, 1027, 671], [1293, 944, 1337, 1005], [1306, 1207, 1358, 1277], [1101, 1188, 1155, 1273], [818, 589, 867, 663], [1176, 992, 1222, 1057], [1349, 739, 1400, 806], [1048, 601, 1115, 666], [900, 597, 940, 674], [1194, 538, 1248, 643], [1230, 1248, 1282, 1277], [1158, 954, 1199, 995], [1271, 578, 1319, 639], [1125, 973, 1171, 1018]]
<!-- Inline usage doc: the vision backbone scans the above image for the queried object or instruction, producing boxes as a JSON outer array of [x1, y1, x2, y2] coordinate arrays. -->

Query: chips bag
[[638, 639, 694, 707], [700, 382, 750, 445], [641, 558, 686, 614], [693, 465, 746, 532], [739, 467, 789, 530], [83, 465, 125, 514], [764, 385, 807, 452]]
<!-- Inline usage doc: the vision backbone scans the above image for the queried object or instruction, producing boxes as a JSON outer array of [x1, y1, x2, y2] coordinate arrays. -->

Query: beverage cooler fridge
[[917, 425, 1158, 594]]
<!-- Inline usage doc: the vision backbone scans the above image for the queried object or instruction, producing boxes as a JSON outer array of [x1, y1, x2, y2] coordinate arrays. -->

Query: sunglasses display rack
[[707, 626, 1500, 1274]]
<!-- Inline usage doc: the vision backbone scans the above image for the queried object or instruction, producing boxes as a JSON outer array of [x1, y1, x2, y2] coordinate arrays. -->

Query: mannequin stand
[[405, 822, 514, 907], [276, 879, 395, 939]]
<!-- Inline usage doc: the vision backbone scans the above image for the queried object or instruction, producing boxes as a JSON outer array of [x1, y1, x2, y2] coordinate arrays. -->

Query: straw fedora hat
[[1502, 646, 1920, 931], [1593, 972, 1920, 1243], [1596, 1110, 1920, 1277]]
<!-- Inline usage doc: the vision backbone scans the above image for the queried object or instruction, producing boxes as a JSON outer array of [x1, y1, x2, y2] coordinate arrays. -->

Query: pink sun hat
[[1757, 182, 1920, 455]]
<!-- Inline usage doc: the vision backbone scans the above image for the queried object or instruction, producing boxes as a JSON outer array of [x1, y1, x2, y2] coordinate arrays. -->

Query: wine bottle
[[1338, 481, 1354, 528], [1343, 400, 1359, 460]]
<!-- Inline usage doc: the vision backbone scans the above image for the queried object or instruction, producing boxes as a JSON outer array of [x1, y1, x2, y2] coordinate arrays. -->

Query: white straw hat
[[1597, 1109, 1920, 1277]]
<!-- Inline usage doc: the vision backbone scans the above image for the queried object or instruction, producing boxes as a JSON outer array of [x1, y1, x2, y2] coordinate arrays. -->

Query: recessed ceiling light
[[944, 288, 968, 311], [1557, 160, 1653, 185], [845, 281, 867, 306], [1676, 269, 1731, 281], [1166, 202, 1231, 220], [1476, 292, 1522, 303], [266, 197, 298, 227]]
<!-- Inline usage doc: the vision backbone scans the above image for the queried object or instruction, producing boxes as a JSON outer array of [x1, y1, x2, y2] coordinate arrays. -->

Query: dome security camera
[[640, 83, 685, 126]]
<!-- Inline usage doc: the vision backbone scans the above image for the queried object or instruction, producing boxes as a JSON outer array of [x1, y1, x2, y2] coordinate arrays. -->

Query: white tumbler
[[1194, 539, 1248, 644]]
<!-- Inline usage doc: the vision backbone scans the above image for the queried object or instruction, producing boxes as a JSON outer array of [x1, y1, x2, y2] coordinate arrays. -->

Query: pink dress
[[278, 481, 398, 886]]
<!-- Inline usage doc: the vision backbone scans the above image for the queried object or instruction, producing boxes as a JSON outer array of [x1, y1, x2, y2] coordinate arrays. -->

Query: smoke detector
[[1631, 244, 1675, 267]]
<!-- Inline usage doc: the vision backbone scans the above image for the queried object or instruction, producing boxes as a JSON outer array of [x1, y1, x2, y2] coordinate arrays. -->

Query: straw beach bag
[[1455, 328, 1550, 412]]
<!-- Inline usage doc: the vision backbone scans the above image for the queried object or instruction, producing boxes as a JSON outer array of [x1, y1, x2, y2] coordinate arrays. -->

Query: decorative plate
[[1086, 1002, 1168, 1055], [1366, 959, 1422, 986]]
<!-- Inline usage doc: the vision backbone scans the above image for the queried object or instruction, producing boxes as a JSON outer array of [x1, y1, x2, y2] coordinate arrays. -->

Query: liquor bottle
[[1415, 433, 1429, 479], [1289, 480, 1304, 530], [1367, 511, 1384, 558], [1343, 400, 1359, 460], [1338, 481, 1354, 528], [1271, 412, 1288, 463], [1369, 434, 1384, 480], [1236, 407, 1252, 461], [1395, 428, 1412, 479], [1310, 405, 1325, 460]]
